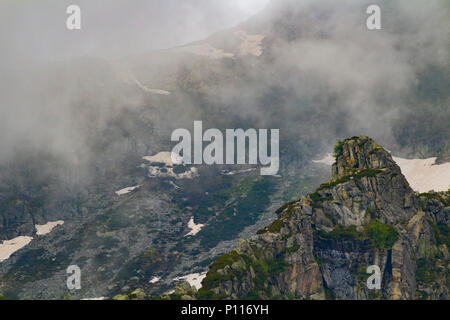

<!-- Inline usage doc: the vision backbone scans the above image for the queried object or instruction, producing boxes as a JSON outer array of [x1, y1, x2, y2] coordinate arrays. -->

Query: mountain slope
[[0, 0, 449, 300], [180, 137, 449, 300]]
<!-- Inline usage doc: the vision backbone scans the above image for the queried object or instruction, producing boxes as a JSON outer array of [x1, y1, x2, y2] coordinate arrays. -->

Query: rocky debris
[[159, 281, 197, 300], [113, 288, 148, 300], [195, 137, 449, 300]]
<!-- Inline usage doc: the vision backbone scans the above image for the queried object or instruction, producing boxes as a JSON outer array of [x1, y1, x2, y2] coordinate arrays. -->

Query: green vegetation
[[267, 219, 284, 233], [200, 251, 242, 292], [333, 140, 344, 160], [333, 142, 344, 160], [275, 201, 297, 215], [310, 192, 332, 203], [315, 220, 398, 250], [257, 218, 285, 235], [198, 246, 291, 300], [368, 146, 382, 155], [354, 264, 369, 286], [315, 225, 364, 241], [428, 222, 450, 247], [284, 245, 300, 254], [364, 220, 399, 249], [416, 258, 440, 285], [368, 290, 381, 300], [197, 176, 277, 248], [315, 169, 383, 193]]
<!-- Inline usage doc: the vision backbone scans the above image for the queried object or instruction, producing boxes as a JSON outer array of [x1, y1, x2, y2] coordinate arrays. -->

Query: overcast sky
[[0, 0, 270, 68]]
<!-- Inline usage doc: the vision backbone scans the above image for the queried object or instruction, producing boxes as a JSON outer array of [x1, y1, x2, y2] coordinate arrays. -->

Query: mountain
[[0, 0, 449, 300], [160, 137, 449, 300]]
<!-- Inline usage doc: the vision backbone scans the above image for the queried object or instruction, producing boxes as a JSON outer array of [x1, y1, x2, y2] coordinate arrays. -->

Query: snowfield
[[35, 220, 64, 235], [143, 152, 183, 166], [392, 157, 450, 193], [0, 236, 33, 262]]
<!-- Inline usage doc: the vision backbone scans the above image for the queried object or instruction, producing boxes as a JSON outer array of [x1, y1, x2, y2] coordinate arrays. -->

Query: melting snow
[[0, 236, 33, 262], [184, 217, 204, 237], [143, 152, 183, 166], [221, 168, 256, 176], [130, 75, 171, 95], [392, 157, 450, 193], [173, 272, 207, 290], [142, 152, 198, 179], [35, 220, 64, 236], [115, 185, 141, 196], [149, 276, 161, 284]]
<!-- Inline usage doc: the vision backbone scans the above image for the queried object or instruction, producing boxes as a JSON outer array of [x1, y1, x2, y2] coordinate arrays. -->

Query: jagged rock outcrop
[[195, 137, 449, 300], [159, 281, 198, 300]]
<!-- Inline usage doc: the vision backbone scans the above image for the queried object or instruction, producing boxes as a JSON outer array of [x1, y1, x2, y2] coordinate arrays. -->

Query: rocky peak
[[332, 136, 400, 180]]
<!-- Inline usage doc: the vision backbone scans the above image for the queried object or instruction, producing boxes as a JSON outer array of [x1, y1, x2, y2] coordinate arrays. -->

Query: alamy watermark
[[65, 4, 381, 32], [366, 265, 381, 290], [171, 121, 279, 176], [67, 265, 81, 290]]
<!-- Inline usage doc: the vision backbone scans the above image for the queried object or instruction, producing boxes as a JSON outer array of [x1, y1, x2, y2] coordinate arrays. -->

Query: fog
[[0, 0, 448, 175], [0, 0, 270, 67]]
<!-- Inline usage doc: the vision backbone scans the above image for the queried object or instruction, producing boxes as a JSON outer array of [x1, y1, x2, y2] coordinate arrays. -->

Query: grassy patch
[[315, 169, 383, 193], [315, 225, 364, 241], [257, 219, 284, 235], [333, 140, 344, 160], [199, 177, 277, 248], [315, 220, 398, 250], [364, 220, 399, 249]]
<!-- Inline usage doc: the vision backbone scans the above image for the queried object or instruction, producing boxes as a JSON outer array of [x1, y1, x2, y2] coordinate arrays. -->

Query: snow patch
[[392, 157, 450, 193], [35, 220, 64, 236], [221, 168, 256, 176], [142, 152, 198, 179], [0, 236, 33, 263], [115, 185, 141, 196], [143, 152, 183, 166], [184, 217, 204, 237], [149, 276, 161, 284], [129, 75, 171, 95], [173, 272, 207, 290]]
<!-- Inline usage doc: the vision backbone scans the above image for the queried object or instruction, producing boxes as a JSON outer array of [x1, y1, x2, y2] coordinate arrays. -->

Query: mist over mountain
[[0, 0, 448, 300]]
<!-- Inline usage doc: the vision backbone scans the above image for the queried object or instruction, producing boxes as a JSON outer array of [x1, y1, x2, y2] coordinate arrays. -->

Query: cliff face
[[194, 137, 449, 300]]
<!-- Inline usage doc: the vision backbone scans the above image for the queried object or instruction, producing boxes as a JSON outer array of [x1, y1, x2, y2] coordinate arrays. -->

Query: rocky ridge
[[164, 136, 449, 300]]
